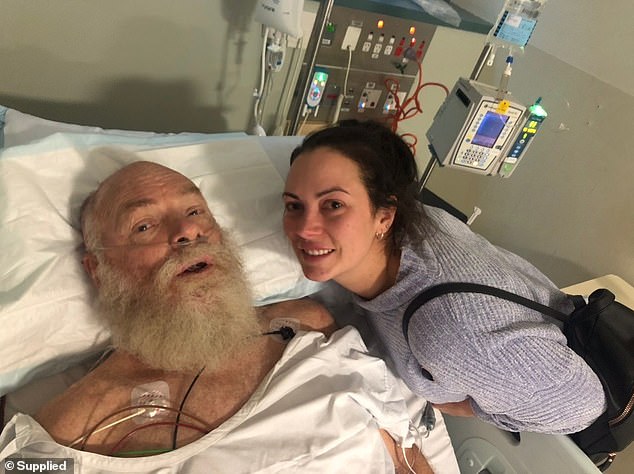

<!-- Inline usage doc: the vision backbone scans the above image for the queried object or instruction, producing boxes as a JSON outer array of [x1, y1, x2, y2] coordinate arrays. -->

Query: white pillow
[[0, 132, 320, 396], [0, 104, 242, 149]]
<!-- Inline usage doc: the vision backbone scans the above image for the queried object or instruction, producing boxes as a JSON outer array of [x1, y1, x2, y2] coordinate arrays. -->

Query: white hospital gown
[[0, 327, 416, 474]]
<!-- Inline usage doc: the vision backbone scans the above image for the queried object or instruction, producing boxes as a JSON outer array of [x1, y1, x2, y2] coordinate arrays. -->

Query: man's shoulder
[[259, 298, 337, 336], [34, 368, 125, 446]]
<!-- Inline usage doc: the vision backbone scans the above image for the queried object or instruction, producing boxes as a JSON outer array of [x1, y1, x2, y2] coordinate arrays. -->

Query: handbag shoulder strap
[[402, 282, 570, 343]]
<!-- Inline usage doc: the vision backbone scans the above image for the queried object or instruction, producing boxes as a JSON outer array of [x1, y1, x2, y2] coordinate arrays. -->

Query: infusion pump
[[427, 78, 541, 177]]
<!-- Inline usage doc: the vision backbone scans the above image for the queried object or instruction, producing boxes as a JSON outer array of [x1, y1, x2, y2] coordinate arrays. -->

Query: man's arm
[[380, 430, 434, 474], [433, 399, 474, 417], [259, 297, 338, 336]]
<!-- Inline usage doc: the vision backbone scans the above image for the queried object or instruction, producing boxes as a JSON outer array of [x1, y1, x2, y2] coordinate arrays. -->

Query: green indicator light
[[529, 97, 547, 118], [529, 103, 547, 118], [327, 22, 336, 33], [315, 72, 328, 82]]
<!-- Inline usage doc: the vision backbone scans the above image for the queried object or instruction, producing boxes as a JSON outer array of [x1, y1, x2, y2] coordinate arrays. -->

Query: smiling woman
[[282, 119, 607, 437]]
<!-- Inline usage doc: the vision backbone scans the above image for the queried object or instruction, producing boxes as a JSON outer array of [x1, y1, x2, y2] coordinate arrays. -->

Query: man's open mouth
[[178, 259, 213, 276]]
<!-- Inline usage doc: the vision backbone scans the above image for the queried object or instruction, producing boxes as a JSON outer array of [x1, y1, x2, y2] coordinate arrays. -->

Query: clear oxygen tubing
[[91, 236, 210, 252]]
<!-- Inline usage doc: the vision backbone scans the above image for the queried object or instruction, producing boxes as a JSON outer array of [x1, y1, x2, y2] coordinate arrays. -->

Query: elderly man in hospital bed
[[0, 160, 434, 473]]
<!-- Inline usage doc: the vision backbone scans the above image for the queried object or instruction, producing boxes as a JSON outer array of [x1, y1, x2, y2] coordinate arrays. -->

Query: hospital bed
[[0, 105, 601, 473]]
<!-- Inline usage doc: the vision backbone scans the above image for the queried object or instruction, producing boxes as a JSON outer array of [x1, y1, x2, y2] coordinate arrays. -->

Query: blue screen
[[472, 111, 509, 148]]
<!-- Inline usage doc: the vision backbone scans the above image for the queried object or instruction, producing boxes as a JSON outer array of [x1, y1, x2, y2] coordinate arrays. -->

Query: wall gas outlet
[[383, 91, 406, 114], [358, 88, 383, 110]]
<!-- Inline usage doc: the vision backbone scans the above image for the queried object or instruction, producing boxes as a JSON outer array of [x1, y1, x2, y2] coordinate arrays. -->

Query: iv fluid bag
[[487, 0, 547, 52]]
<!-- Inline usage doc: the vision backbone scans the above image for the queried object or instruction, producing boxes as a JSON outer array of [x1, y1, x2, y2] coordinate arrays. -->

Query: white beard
[[95, 234, 259, 372]]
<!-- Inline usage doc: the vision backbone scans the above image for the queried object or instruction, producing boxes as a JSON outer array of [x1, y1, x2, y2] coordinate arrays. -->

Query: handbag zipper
[[609, 392, 634, 426]]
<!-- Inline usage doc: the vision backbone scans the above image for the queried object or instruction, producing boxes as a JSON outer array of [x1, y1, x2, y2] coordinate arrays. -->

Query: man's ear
[[82, 252, 100, 287]]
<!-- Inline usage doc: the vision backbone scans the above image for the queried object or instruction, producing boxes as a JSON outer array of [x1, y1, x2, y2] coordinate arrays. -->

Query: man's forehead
[[119, 183, 202, 210], [96, 164, 208, 217]]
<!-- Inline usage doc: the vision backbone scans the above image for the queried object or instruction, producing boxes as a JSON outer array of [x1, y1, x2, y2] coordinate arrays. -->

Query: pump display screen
[[472, 111, 509, 148]]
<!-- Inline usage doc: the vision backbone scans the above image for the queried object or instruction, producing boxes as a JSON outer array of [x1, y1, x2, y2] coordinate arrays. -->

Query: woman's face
[[283, 147, 394, 291]]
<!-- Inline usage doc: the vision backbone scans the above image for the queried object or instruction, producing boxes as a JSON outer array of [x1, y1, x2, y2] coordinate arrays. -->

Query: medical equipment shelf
[[335, 0, 493, 35], [287, 0, 492, 135]]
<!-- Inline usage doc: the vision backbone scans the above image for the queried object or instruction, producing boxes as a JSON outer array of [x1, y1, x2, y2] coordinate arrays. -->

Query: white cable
[[332, 46, 353, 124], [400, 443, 417, 474], [332, 95, 345, 124], [399, 420, 426, 474], [258, 27, 269, 98], [257, 72, 273, 130], [342, 45, 352, 97]]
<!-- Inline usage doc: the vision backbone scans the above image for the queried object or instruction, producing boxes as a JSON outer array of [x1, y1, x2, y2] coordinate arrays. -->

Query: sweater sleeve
[[407, 294, 607, 434]]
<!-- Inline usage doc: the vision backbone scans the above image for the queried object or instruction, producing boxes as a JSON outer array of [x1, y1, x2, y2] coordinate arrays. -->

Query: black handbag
[[402, 282, 634, 471]]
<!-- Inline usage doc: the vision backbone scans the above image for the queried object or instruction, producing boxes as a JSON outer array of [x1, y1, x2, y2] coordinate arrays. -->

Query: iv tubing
[[497, 55, 513, 98]]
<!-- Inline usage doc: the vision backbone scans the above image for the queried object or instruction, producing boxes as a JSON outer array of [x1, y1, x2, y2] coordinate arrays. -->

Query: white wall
[[453, 0, 634, 96], [0, 0, 281, 133]]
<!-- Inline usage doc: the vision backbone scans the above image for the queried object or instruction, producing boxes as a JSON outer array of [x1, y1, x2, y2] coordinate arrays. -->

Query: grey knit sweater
[[353, 205, 606, 434]]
